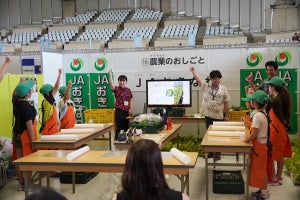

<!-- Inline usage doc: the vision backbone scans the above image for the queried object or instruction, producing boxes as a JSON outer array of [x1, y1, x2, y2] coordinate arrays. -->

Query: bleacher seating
[[160, 24, 198, 38], [118, 27, 155, 40], [0, 8, 298, 52], [95, 9, 130, 24], [6, 26, 42, 45], [131, 8, 163, 21], [60, 11, 97, 25]]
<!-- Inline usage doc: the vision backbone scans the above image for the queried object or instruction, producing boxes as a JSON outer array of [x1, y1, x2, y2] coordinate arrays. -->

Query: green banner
[[240, 68, 298, 134], [89, 73, 114, 109], [66, 73, 114, 123]]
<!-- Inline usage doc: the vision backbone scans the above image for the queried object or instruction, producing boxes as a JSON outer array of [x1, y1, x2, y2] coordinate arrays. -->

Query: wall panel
[[220, 0, 229, 24], [9, 0, 21, 28], [0, 0, 9, 29], [31, 0, 42, 24], [152, 0, 161, 11], [20, 0, 31, 25], [42, 0, 53, 22], [52, 0, 63, 18], [193, 0, 202, 17], [111, 0, 128, 9]]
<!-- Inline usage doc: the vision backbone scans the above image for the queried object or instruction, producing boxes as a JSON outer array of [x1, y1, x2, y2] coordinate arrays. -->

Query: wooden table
[[201, 126, 252, 200], [113, 124, 182, 150], [128, 116, 205, 124], [14, 150, 198, 198], [32, 123, 114, 150]]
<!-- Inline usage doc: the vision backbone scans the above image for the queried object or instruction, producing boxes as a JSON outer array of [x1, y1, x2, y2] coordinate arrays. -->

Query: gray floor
[[1, 139, 300, 200]]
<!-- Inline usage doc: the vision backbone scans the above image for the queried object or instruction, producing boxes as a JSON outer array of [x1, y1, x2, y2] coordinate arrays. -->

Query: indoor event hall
[[0, 0, 300, 200]]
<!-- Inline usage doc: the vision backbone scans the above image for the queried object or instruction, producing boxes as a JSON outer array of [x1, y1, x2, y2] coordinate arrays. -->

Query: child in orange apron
[[265, 76, 292, 185], [241, 90, 270, 199], [12, 80, 37, 191], [58, 80, 76, 129], [39, 69, 62, 135]]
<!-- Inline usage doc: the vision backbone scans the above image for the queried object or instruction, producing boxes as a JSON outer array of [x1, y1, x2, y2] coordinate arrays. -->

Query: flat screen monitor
[[146, 79, 192, 107]]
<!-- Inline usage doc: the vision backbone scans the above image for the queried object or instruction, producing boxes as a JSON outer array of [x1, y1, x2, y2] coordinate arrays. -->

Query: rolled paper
[[74, 124, 104, 128], [211, 125, 245, 131], [40, 134, 78, 141], [207, 131, 244, 137], [213, 121, 244, 126], [170, 148, 191, 165], [206, 138, 232, 142], [66, 146, 90, 161], [60, 128, 94, 133]]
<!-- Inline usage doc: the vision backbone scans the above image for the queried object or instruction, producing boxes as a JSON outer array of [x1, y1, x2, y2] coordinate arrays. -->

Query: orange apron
[[249, 139, 268, 189], [269, 108, 292, 161], [60, 104, 75, 129], [21, 120, 37, 156], [267, 108, 292, 181], [41, 105, 59, 135]]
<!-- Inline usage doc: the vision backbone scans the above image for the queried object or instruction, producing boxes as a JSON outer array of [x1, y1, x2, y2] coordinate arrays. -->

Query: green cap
[[241, 94, 253, 102], [16, 80, 34, 98], [241, 90, 268, 104], [264, 76, 286, 88], [39, 83, 53, 95], [58, 86, 67, 97]]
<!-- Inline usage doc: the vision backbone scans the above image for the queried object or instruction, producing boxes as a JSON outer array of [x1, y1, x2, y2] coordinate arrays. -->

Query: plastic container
[[163, 109, 167, 129], [84, 109, 115, 123]]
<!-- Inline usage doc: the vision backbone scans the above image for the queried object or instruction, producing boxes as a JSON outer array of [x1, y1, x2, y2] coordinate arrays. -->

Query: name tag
[[124, 101, 129, 106]]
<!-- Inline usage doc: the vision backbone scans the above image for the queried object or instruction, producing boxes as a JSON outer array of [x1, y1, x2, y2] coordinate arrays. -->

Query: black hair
[[118, 75, 127, 82], [265, 61, 278, 71], [209, 70, 222, 79]]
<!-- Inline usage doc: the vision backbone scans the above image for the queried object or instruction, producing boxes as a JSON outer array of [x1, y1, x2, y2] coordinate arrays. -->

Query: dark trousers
[[115, 108, 129, 140]]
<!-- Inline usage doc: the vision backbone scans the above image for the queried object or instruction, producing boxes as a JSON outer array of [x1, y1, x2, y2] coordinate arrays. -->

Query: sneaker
[[258, 190, 270, 199], [28, 184, 40, 192], [278, 177, 283, 185], [267, 179, 279, 186], [17, 184, 24, 191], [251, 189, 261, 197]]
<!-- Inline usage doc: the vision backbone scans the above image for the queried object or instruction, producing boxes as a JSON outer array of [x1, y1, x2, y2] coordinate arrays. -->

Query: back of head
[[25, 188, 67, 200], [265, 61, 278, 71], [40, 84, 53, 96], [58, 86, 67, 97], [121, 139, 169, 199], [15, 80, 34, 98]]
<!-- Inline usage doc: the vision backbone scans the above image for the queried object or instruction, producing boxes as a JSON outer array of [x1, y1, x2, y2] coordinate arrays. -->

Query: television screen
[[146, 79, 192, 107]]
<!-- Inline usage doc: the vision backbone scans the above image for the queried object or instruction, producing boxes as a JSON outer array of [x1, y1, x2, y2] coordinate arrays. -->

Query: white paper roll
[[66, 146, 90, 161], [40, 134, 78, 141], [213, 121, 244, 126], [207, 131, 244, 137], [74, 124, 104, 128], [60, 128, 94, 133], [211, 125, 245, 131], [170, 148, 191, 165]]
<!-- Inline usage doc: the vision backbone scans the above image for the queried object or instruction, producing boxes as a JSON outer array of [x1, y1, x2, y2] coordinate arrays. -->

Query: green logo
[[94, 58, 107, 71], [70, 58, 83, 71], [246, 52, 263, 67], [275, 51, 291, 66]]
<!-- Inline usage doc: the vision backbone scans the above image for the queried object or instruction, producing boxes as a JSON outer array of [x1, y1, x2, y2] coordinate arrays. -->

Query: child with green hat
[[39, 69, 62, 135], [264, 76, 292, 186], [241, 90, 270, 199], [12, 79, 38, 191], [58, 79, 76, 129]]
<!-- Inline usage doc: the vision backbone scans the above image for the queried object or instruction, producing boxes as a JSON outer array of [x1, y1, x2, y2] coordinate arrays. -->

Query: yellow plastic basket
[[84, 109, 115, 123], [228, 110, 249, 122]]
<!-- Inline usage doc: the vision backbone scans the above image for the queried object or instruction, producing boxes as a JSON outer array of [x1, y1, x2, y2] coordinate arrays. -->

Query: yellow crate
[[228, 110, 249, 121], [84, 109, 115, 123]]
